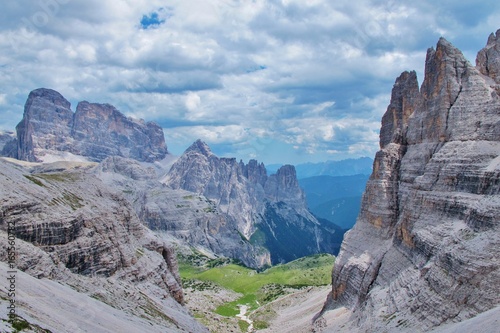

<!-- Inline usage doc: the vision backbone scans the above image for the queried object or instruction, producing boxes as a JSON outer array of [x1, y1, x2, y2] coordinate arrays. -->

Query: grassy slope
[[180, 253, 334, 317]]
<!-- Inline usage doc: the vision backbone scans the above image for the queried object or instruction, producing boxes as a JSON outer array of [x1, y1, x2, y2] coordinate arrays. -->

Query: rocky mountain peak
[[264, 164, 307, 208], [185, 139, 213, 156], [422, 37, 468, 102], [164, 141, 340, 264], [476, 28, 500, 85], [406, 36, 471, 145], [9, 89, 168, 162], [26, 88, 71, 110], [241, 158, 268, 187], [272, 165, 299, 190], [379, 70, 420, 148]]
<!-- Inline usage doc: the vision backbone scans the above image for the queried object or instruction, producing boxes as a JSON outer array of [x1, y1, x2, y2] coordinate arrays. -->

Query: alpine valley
[[0, 29, 499, 333], [0, 87, 343, 331]]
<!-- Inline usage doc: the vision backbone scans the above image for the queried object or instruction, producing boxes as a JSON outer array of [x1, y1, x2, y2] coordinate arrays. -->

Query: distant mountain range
[[267, 158, 372, 231], [299, 174, 369, 230], [267, 157, 373, 179]]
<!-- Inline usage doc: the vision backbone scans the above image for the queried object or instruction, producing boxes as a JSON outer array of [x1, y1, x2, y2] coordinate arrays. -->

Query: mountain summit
[[5, 88, 168, 162]]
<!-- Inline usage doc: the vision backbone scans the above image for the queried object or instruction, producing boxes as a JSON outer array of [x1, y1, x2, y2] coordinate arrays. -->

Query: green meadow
[[179, 253, 334, 317]]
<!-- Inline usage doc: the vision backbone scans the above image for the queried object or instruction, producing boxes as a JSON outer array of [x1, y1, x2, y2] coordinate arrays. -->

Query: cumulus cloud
[[0, 0, 499, 164]]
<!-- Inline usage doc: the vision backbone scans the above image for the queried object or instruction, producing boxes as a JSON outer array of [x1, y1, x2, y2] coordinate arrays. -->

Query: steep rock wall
[[321, 30, 500, 332]]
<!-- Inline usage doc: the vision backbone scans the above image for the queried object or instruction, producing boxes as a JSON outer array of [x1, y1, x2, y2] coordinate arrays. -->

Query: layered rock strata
[[0, 157, 206, 332], [11, 88, 168, 162], [319, 30, 500, 331]]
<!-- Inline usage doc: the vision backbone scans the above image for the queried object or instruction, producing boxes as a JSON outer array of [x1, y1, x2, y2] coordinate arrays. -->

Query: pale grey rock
[[12, 88, 168, 162], [0, 261, 205, 333], [162, 139, 267, 239], [16, 88, 74, 161], [264, 164, 306, 208], [0, 157, 207, 332], [241, 158, 267, 187], [72, 101, 168, 162], [379, 71, 420, 148], [476, 28, 500, 86], [319, 32, 500, 332]]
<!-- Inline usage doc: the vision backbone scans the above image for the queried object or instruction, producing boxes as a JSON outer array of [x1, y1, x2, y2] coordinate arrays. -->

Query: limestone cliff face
[[163, 140, 343, 265], [16, 88, 74, 162], [0, 158, 207, 332], [12, 88, 168, 162], [323, 30, 500, 331], [264, 164, 306, 208]]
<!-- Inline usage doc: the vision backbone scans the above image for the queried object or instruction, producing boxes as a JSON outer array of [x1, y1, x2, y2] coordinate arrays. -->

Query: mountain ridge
[[267, 157, 373, 179], [163, 140, 344, 265]]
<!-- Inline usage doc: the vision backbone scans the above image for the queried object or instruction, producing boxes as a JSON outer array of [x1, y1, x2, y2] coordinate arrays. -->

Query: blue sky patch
[[140, 12, 165, 29]]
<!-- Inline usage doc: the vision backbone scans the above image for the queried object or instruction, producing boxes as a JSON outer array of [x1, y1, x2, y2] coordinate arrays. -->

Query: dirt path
[[236, 305, 254, 332]]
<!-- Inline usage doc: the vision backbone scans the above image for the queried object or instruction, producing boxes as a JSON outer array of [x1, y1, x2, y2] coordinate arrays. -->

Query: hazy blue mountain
[[267, 157, 373, 179], [308, 196, 363, 230], [298, 174, 369, 230]]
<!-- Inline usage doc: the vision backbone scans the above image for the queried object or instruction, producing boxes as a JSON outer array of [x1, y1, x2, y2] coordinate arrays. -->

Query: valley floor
[[183, 284, 335, 333], [179, 253, 335, 332]]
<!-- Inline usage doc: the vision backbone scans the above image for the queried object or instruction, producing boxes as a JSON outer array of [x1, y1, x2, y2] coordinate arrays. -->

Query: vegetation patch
[[203, 206, 216, 213], [238, 320, 250, 332], [37, 172, 79, 182], [23, 175, 45, 187], [179, 253, 335, 320], [182, 279, 218, 292], [253, 320, 269, 330], [11, 316, 30, 332], [48, 191, 84, 210], [7, 315, 52, 333]]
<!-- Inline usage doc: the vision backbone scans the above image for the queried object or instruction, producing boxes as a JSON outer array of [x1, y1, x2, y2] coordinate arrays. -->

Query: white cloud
[[0, 0, 499, 164], [185, 92, 201, 111]]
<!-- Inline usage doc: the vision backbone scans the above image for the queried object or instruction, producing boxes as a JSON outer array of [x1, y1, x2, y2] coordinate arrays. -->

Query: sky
[[0, 0, 499, 165]]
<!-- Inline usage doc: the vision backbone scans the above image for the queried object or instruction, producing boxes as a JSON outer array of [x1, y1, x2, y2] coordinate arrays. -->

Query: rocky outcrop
[[319, 30, 500, 332], [163, 140, 344, 265], [12, 88, 168, 162], [476, 30, 500, 86], [0, 157, 207, 332], [264, 164, 306, 209]]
